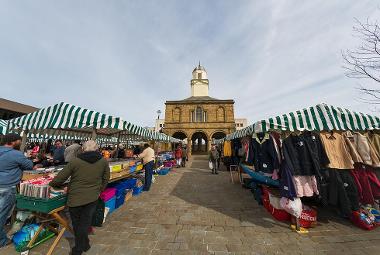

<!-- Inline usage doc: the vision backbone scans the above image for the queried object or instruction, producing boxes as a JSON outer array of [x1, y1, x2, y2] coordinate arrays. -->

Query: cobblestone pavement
[[3, 156, 380, 255]]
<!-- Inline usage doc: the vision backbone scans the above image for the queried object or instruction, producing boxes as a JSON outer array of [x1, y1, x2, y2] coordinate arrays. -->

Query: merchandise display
[[219, 103, 380, 231]]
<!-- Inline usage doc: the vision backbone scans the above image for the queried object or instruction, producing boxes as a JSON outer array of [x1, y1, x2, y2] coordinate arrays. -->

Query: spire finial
[[198, 61, 201, 68]]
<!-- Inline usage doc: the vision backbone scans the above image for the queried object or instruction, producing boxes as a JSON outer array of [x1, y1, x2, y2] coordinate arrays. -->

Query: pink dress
[[293, 176, 319, 197]]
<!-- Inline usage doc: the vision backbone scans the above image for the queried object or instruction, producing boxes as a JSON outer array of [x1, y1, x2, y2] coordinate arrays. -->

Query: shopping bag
[[209, 161, 213, 170]]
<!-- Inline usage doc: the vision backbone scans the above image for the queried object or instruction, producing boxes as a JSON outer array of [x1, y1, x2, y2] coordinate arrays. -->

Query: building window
[[196, 107, 203, 122], [173, 107, 181, 122], [191, 107, 206, 122], [217, 107, 225, 122], [197, 73, 202, 79]]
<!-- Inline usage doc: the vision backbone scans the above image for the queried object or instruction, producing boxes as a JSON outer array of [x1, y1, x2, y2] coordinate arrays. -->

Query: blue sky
[[1, 1, 379, 127]]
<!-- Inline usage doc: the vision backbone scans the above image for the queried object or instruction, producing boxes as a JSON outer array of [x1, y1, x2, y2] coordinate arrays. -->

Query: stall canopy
[[7, 102, 178, 143], [0, 119, 7, 135], [222, 103, 380, 141]]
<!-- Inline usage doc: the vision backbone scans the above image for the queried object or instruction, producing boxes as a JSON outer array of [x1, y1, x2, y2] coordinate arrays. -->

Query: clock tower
[[191, 62, 209, 97]]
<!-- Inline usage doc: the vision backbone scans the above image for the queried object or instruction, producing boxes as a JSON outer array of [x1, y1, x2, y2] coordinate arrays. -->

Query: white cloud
[[0, 0, 379, 127]]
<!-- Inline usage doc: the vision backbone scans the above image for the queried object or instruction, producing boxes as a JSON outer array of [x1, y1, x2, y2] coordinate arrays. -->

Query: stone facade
[[163, 64, 235, 154]]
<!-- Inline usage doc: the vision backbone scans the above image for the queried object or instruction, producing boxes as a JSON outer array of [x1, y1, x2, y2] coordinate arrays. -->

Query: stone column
[[187, 138, 192, 156]]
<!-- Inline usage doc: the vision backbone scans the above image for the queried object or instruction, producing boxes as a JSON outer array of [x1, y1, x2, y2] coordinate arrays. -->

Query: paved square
[[3, 156, 380, 254]]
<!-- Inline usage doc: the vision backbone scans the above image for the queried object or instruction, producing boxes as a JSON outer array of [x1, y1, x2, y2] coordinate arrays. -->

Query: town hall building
[[163, 64, 236, 154]]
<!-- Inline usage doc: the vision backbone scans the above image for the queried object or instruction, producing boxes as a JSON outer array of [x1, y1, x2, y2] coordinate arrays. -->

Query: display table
[[26, 206, 73, 255], [110, 168, 142, 183]]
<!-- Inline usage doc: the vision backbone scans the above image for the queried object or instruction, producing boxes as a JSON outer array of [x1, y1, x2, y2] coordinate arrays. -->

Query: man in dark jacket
[[0, 134, 33, 247], [50, 140, 110, 255], [52, 140, 65, 165], [209, 144, 220, 174]]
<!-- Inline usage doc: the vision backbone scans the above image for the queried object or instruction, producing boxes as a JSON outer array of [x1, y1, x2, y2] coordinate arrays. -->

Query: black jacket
[[320, 168, 359, 217], [302, 132, 330, 176], [283, 133, 327, 176], [247, 133, 279, 174]]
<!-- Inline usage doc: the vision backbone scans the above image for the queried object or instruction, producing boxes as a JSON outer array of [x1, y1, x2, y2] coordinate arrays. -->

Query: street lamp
[[157, 110, 161, 120]]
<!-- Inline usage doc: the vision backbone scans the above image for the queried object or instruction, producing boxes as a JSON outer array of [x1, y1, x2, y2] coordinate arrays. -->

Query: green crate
[[16, 194, 67, 213]]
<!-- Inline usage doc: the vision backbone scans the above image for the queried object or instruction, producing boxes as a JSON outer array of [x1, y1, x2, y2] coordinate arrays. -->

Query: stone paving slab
[[2, 156, 380, 254]]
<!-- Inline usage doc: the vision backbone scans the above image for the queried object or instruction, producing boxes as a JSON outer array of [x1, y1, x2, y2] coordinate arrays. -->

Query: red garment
[[175, 148, 182, 159], [351, 164, 380, 205]]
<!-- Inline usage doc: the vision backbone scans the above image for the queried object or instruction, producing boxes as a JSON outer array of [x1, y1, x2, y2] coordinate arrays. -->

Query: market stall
[[219, 103, 380, 232], [0, 119, 7, 135], [5, 102, 179, 253]]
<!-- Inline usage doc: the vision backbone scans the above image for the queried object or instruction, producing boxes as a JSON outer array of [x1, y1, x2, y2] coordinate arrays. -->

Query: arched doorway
[[191, 132, 208, 154], [211, 131, 226, 143], [172, 131, 188, 149]]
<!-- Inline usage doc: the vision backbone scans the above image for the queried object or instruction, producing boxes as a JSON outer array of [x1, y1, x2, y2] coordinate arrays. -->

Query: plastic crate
[[120, 178, 137, 189], [16, 194, 67, 214], [133, 186, 143, 196], [105, 196, 116, 214], [129, 165, 137, 173], [100, 187, 117, 202], [158, 168, 170, 175], [115, 190, 127, 209]]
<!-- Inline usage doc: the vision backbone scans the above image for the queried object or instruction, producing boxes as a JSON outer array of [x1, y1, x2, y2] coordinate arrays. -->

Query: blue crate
[[105, 196, 116, 214], [115, 190, 127, 209], [133, 186, 143, 196], [129, 165, 137, 173], [158, 168, 170, 175], [109, 178, 137, 194]]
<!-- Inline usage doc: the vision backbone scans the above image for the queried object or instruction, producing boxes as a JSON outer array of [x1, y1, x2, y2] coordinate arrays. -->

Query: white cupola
[[191, 62, 209, 97]]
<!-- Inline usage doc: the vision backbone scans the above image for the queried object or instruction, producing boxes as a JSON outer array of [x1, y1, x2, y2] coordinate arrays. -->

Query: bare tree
[[342, 18, 380, 105]]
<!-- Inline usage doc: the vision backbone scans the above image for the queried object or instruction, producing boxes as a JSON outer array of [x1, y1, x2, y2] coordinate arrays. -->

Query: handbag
[[209, 161, 213, 170]]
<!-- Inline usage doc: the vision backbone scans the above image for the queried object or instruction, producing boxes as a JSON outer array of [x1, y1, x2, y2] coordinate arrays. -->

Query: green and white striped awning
[[222, 103, 380, 141], [0, 119, 7, 135], [7, 102, 177, 143]]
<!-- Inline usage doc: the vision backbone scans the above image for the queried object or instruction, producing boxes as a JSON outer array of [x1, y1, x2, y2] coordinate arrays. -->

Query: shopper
[[138, 144, 155, 191], [175, 145, 183, 168], [0, 134, 33, 248], [181, 146, 188, 167], [52, 140, 65, 165], [49, 140, 110, 255], [64, 140, 82, 163], [209, 144, 220, 174]]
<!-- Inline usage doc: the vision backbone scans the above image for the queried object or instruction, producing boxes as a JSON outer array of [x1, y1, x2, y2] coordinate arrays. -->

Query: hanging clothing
[[321, 168, 359, 217], [366, 132, 380, 157], [279, 159, 297, 199], [247, 133, 279, 174], [293, 176, 319, 197], [223, 141, 232, 157], [319, 132, 354, 170], [302, 131, 330, 175], [351, 164, 380, 205], [282, 134, 317, 176], [343, 131, 364, 164], [353, 132, 380, 167]]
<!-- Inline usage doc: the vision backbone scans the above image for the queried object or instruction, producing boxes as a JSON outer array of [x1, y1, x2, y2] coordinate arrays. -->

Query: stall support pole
[[20, 130, 28, 152], [116, 132, 121, 158]]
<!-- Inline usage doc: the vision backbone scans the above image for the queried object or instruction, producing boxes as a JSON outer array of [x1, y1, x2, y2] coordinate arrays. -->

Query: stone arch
[[191, 131, 208, 154], [172, 130, 188, 141], [216, 106, 225, 122], [211, 131, 227, 140], [173, 107, 181, 122]]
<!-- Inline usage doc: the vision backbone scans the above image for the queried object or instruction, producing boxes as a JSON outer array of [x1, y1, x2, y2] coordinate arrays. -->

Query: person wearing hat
[[209, 143, 220, 174], [0, 133, 34, 248]]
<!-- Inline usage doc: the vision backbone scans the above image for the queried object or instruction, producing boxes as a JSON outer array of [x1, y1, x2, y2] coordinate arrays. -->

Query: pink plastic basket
[[100, 187, 117, 202]]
